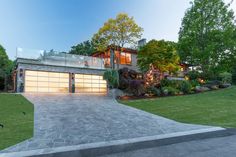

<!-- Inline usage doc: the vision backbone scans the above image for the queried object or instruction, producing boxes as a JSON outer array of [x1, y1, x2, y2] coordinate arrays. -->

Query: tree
[[137, 40, 180, 79], [0, 45, 12, 91], [0, 45, 9, 72], [232, 65, 236, 84], [69, 40, 95, 56], [178, 0, 236, 75], [92, 13, 143, 69]]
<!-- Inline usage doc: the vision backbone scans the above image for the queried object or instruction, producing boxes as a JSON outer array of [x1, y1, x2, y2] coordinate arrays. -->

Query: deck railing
[[16, 48, 105, 69]]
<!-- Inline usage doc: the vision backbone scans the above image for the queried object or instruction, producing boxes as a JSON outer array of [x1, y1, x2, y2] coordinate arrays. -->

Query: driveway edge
[[0, 127, 230, 157]]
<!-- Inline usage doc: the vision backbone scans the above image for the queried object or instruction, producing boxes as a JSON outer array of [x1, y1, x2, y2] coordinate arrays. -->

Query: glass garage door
[[25, 70, 69, 93], [75, 74, 107, 94]]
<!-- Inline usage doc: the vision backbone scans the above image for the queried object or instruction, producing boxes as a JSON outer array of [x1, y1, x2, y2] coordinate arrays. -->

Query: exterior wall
[[16, 62, 106, 92], [116, 53, 139, 71], [92, 48, 139, 71]]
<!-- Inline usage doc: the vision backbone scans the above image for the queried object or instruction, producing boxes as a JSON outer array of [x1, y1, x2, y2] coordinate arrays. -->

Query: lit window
[[125, 53, 131, 65], [119, 52, 132, 65], [120, 52, 126, 64]]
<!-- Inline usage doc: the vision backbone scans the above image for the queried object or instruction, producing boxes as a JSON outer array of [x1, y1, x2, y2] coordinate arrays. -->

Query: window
[[120, 52, 132, 65], [102, 51, 132, 66], [125, 53, 131, 64]]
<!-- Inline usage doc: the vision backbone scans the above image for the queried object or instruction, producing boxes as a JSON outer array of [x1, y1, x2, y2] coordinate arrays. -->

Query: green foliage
[[219, 72, 232, 84], [179, 81, 192, 94], [146, 86, 161, 96], [178, 0, 236, 74], [0, 45, 13, 91], [232, 66, 236, 85], [162, 86, 179, 96], [92, 13, 143, 52], [160, 79, 172, 87], [103, 70, 119, 88], [187, 71, 201, 80], [0, 45, 9, 75], [190, 79, 200, 87], [187, 70, 217, 81], [138, 40, 180, 73], [69, 40, 95, 56], [160, 79, 192, 94]]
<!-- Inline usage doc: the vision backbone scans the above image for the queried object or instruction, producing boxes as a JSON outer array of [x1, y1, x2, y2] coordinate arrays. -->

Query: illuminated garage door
[[25, 70, 69, 93], [75, 74, 107, 94]]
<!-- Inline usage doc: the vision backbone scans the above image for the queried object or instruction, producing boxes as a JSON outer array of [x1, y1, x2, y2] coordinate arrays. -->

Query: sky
[[0, 0, 235, 59]]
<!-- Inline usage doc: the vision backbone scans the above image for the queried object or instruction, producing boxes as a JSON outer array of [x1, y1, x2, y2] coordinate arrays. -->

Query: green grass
[[120, 86, 236, 128], [0, 94, 34, 150]]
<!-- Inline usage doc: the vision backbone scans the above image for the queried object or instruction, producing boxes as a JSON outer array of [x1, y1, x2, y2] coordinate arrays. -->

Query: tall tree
[[137, 40, 180, 76], [0, 45, 12, 91], [92, 13, 143, 69], [178, 0, 236, 74], [0, 45, 9, 72], [69, 40, 95, 56]]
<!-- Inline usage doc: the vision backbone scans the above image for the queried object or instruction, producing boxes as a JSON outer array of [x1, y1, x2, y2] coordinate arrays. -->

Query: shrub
[[190, 80, 200, 88], [128, 80, 145, 96], [179, 81, 192, 94], [160, 79, 171, 87], [118, 67, 141, 90], [119, 76, 129, 90], [187, 70, 217, 81], [219, 72, 232, 84], [162, 86, 179, 96], [232, 66, 236, 85], [187, 71, 201, 80], [103, 70, 119, 88], [160, 79, 195, 95], [146, 86, 161, 96]]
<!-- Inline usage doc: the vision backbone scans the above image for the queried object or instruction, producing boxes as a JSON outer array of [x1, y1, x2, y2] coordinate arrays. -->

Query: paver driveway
[[2, 94, 212, 153]]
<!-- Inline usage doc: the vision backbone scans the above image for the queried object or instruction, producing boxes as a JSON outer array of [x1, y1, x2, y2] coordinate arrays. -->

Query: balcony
[[16, 48, 105, 70]]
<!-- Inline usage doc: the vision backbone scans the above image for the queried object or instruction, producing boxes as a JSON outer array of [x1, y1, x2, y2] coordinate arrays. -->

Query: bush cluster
[[146, 86, 161, 96], [162, 86, 179, 96], [219, 72, 232, 84], [160, 79, 192, 94], [107, 67, 233, 98]]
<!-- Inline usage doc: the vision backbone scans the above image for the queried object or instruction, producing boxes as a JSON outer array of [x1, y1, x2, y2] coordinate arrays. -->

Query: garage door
[[25, 70, 69, 93], [74, 74, 107, 94]]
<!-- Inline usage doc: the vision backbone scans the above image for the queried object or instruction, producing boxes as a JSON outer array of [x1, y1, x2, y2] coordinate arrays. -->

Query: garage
[[74, 74, 107, 94], [25, 70, 69, 93]]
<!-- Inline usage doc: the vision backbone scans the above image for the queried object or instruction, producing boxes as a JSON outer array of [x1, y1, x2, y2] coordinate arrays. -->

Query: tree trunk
[[110, 49, 115, 69], [116, 50, 120, 70]]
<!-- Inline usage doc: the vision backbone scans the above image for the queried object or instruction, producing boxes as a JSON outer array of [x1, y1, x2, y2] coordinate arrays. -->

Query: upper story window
[[117, 51, 132, 65], [103, 50, 132, 66]]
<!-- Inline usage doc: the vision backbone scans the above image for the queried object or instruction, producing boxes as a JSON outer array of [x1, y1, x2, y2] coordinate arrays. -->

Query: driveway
[[2, 94, 214, 153]]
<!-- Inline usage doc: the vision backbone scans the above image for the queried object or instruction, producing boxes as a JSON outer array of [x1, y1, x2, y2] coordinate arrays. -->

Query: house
[[14, 49, 108, 94], [14, 46, 140, 94]]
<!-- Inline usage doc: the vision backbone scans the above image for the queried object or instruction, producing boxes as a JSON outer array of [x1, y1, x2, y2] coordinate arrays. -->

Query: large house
[[13, 39, 188, 94], [14, 46, 140, 94]]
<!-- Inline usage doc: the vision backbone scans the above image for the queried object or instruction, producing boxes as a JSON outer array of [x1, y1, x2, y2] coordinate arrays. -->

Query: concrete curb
[[0, 127, 230, 157]]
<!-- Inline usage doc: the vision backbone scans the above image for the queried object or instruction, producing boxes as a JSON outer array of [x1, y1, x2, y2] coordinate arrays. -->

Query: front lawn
[[120, 86, 236, 128], [0, 94, 34, 150]]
